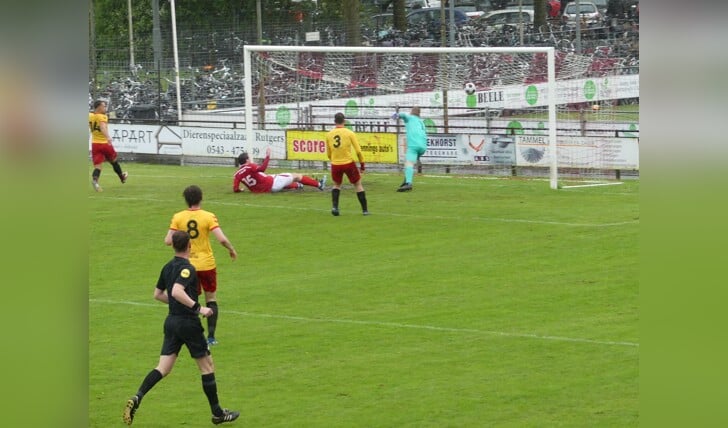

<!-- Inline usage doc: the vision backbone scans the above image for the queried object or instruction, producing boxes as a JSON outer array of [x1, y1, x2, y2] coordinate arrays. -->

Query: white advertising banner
[[179, 128, 285, 158], [106, 124, 160, 154], [415, 134, 516, 165], [103, 124, 285, 158], [515, 135, 639, 170], [189, 74, 640, 129], [103, 124, 638, 170], [249, 75, 640, 119]]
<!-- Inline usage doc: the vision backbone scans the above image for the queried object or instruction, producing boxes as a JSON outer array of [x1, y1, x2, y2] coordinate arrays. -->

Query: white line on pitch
[[89, 298, 638, 348], [90, 195, 637, 227]]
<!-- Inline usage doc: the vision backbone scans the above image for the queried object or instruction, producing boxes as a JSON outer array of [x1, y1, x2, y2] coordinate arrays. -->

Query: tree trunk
[[343, 0, 361, 46], [393, 0, 407, 31], [534, 0, 546, 29]]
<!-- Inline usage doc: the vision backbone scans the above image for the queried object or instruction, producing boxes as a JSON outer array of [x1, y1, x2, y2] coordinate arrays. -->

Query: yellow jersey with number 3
[[326, 125, 364, 165], [168, 208, 220, 271]]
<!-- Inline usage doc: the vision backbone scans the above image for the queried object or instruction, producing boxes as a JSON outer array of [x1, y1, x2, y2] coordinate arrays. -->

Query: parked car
[[457, 5, 486, 19], [408, 0, 442, 9], [382, 0, 442, 11], [562, 1, 602, 27], [452, 0, 493, 18], [407, 7, 471, 32], [505, 0, 535, 7], [474, 8, 534, 31], [591, 0, 608, 16]]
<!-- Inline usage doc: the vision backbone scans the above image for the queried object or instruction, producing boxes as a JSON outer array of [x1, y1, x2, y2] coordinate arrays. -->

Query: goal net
[[242, 45, 636, 189]]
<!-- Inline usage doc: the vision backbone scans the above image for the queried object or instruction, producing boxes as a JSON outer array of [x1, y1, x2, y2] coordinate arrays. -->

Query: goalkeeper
[[392, 106, 427, 192]]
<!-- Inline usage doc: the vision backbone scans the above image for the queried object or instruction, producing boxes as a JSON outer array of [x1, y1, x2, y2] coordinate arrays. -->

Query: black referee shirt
[[155, 256, 200, 317]]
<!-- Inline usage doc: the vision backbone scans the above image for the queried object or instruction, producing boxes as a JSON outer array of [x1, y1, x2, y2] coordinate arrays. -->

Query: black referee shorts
[[161, 315, 210, 359]]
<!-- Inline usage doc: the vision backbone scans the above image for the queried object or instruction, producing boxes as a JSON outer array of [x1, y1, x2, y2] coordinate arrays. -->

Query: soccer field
[[89, 163, 639, 427]]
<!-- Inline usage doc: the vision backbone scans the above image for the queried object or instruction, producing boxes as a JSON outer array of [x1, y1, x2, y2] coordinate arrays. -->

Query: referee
[[123, 231, 240, 425]]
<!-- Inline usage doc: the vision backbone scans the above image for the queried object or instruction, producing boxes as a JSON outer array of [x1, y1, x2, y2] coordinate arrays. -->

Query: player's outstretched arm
[[212, 228, 237, 261]]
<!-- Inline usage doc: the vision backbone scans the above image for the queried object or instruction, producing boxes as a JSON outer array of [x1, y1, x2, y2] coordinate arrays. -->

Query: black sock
[[111, 161, 123, 178], [207, 301, 218, 339], [357, 191, 368, 211], [136, 368, 164, 402], [92, 168, 101, 181], [332, 188, 340, 209], [202, 373, 223, 416]]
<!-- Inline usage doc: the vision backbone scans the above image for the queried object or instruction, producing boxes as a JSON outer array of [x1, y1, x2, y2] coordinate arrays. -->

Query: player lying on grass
[[233, 147, 326, 193]]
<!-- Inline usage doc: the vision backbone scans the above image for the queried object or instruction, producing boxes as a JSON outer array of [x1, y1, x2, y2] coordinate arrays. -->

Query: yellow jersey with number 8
[[168, 208, 220, 271]]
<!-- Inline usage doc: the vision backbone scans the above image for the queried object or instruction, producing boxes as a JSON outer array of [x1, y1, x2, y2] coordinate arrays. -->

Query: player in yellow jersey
[[325, 112, 368, 216], [89, 100, 128, 192], [164, 185, 237, 346]]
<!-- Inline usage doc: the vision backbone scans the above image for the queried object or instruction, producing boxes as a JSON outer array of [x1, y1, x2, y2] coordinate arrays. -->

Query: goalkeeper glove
[[360, 163, 366, 172], [391, 112, 400, 120]]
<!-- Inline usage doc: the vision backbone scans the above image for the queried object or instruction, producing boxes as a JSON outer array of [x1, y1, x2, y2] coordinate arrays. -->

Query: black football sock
[[207, 301, 218, 339], [332, 188, 340, 209], [357, 191, 368, 212], [92, 168, 101, 181], [136, 368, 164, 401], [202, 373, 223, 416], [111, 161, 123, 178]]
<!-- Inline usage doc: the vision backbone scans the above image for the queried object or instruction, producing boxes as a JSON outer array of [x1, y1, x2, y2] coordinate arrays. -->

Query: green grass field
[[89, 163, 639, 427]]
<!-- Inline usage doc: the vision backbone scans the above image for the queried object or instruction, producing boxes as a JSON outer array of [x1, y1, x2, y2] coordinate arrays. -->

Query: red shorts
[[196, 268, 217, 294], [331, 162, 361, 185], [91, 142, 118, 165]]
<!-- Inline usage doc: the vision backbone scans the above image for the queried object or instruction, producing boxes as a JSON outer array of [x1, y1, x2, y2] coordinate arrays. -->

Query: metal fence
[[90, 16, 639, 124]]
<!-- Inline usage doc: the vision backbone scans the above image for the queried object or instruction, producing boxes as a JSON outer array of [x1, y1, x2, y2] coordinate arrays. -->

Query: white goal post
[[243, 45, 564, 189]]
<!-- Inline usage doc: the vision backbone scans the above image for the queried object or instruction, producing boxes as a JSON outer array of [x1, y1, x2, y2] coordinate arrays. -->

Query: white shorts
[[270, 174, 294, 192]]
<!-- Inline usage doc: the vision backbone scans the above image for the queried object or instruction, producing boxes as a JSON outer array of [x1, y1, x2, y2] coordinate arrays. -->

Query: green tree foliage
[[91, 0, 367, 63], [92, 0, 157, 62]]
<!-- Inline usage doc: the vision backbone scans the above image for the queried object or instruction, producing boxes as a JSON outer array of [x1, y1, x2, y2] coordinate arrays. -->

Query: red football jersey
[[233, 156, 273, 193]]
